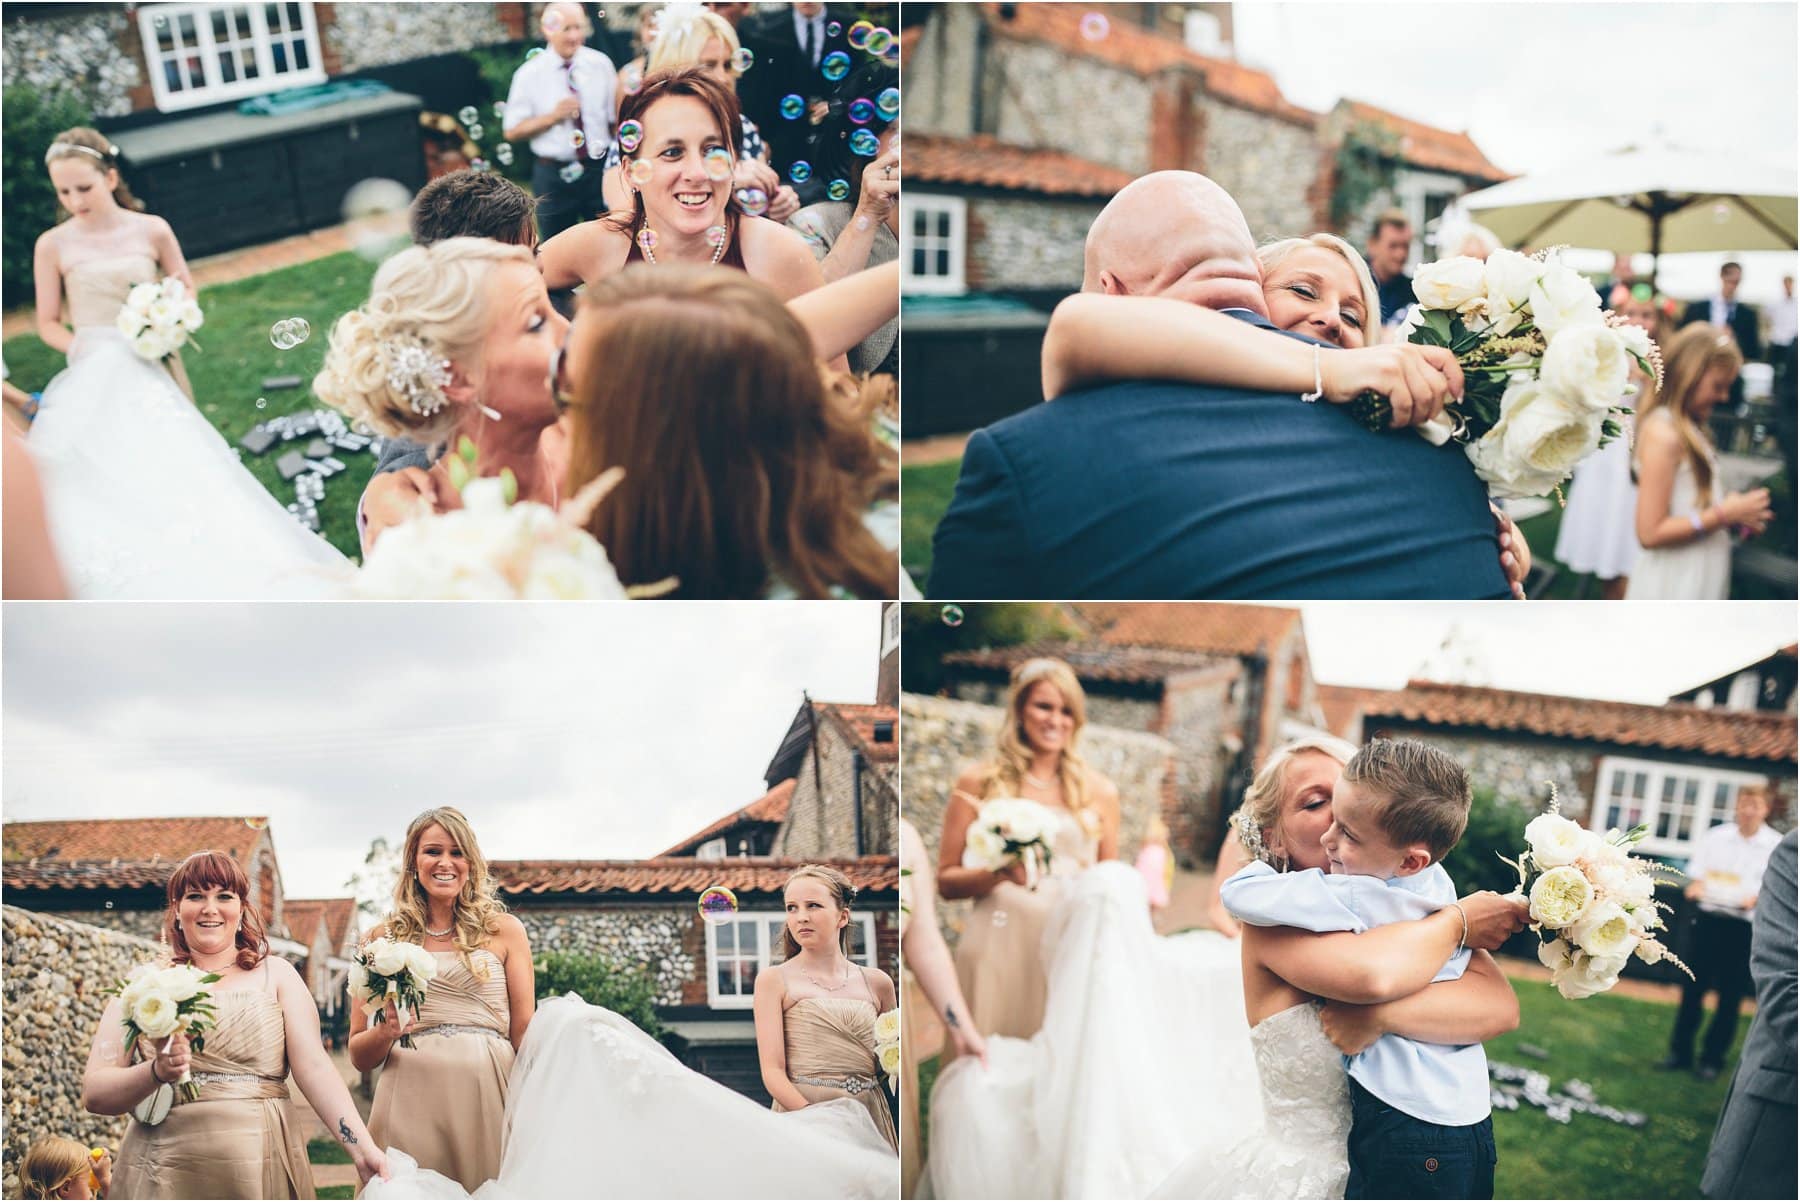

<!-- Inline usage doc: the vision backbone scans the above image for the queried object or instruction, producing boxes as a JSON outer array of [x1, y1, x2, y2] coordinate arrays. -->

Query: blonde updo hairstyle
[[313, 237, 534, 443], [1257, 233, 1381, 341], [46, 126, 143, 218], [382, 806, 509, 978], [20, 1137, 91, 1200], [647, 6, 744, 76], [779, 864, 857, 960], [1231, 734, 1358, 869], [981, 657, 1092, 823]]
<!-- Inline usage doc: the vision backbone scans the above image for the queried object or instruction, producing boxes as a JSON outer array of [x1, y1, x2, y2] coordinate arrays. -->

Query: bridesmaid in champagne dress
[[754, 865, 899, 1151], [936, 658, 1119, 1042], [351, 809, 534, 1194], [83, 852, 388, 1198]]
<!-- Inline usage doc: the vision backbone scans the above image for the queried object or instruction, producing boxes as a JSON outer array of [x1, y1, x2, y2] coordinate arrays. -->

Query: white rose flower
[[1536, 937, 1573, 972], [1539, 325, 1634, 413], [156, 965, 206, 1003], [963, 826, 1006, 870], [1465, 380, 1603, 499], [131, 328, 169, 361], [1567, 900, 1637, 960], [1554, 950, 1628, 1000], [145, 297, 178, 329], [1528, 264, 1604, 339], [116, 306, 149, 338], [178, 300, 204, 332], [403, 942, 440, 983], [1524, 813, 1589, 868], [160, 277, 187, 302], [1413, 255, 1487, 314], [126, 282, 161, 314], [1634, 937, 1670, 965], [347, 962, 371, 1001], [131, 990, 182, 1039], [877, 1040, 902, 1076], [1529, 864, 1596, 929], [370, 939, 410, 976], [873, 1008, 901, 1045], [1481, 249, 1543, 336]]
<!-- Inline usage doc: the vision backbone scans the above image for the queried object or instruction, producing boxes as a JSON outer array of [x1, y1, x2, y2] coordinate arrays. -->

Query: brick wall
[[774, 719, 898, 860]]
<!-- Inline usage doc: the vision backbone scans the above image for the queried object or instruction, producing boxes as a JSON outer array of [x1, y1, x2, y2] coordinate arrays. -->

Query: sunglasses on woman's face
[[547, 322, 577, 412]]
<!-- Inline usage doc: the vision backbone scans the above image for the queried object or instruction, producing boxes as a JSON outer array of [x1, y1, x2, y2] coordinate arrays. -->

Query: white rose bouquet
[[962, 798, 1059, 889], [108, 961, 221, 1101], [872, 1007, 901, 1086], [1352, 249, 1663, 499], [1500, 789, 1691, 1000], [115, 278, 203, 363], [350, 937, 440, 1048], [354, 441, 676, 600]]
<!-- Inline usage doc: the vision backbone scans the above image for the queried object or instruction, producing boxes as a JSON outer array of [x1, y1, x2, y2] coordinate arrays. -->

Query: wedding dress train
[[363, 995, 897, 1199]]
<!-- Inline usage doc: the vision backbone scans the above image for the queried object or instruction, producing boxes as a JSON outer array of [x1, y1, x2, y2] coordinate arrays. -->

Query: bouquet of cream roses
[[354, 442, 677, 600], [1352, 248, 1662, 499], [1501, 793, 1691, 1000], [349, 938, 440, 1048], [962, 799, 1059, 889], [115, 278, 203, 363], [109, 961, 220, 1101], [873, 1007, 901, 1086]]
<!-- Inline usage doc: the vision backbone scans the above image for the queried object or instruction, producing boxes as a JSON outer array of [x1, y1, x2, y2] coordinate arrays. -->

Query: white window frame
[[705, 911, 879, 1010], [1592, 756, 1767, 858], [902, 194, 968, 296], [139, 2, 327, 114]]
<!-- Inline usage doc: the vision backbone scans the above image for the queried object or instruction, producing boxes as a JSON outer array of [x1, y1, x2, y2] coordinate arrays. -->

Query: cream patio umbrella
[[1461, 140, 1797, 287]]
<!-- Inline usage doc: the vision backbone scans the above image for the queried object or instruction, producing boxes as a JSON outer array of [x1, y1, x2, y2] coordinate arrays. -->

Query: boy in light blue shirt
[[1221, 738, 1496, 1200]]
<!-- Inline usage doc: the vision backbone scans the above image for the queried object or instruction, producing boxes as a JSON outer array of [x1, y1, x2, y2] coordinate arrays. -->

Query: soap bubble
[[941, 604, 964, 627], [495, 143, 515, 166], [698, 886, 738, 926], [848, 98, 875, 125], [341, 178, 414, 262], [827, 178, 850, 201], [736, 187, 769, 217], [704, 147, 735, 181], [730, 46, 754, 73], [617, 119, 643, 152], [561, 161, 588, 184], [636, 227, 657, 254], [255, 397, 268, 410], [458, 105, 479, 125], [619, 63, 644, 94], [705, 224, 729, 249], [1080, 12, 1111, 41], [865, 27, 893, 56], [780, 93, 805, 120], [467, 122, 484, 140], [821, 51, 850, 81], [244, 816, 270, 830], [876, 87, 900, 120], [627, 158, 654, 186], [849, 129, 879, 157], [847, 20, 874, 48], [570, 128, 585, 149], [788, 160, 812, 183]]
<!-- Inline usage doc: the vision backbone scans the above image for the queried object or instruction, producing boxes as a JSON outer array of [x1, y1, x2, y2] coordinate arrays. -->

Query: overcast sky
[[2, 604, 882, 897], [1228, 0, 1799, 302], [1299, 601, 1796, 701]]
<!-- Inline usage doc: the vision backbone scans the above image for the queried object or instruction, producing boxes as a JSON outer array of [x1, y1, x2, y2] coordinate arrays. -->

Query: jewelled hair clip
[[382, 334, 454, 417]]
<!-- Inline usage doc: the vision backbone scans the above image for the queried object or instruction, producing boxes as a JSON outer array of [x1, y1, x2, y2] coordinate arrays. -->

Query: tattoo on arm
[[338, 1118, 359, 1146], [944, 1006, 961, 1029]]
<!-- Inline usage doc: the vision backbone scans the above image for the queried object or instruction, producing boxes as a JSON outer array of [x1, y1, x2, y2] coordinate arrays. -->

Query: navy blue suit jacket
[[927, 313, 1511, 600]]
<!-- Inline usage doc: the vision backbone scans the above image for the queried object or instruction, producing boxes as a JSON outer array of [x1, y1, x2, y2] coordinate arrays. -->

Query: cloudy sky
[[2, 604, 882, 896], [1230, 0, 1798, 302], [1299, 601, 1795, 701]]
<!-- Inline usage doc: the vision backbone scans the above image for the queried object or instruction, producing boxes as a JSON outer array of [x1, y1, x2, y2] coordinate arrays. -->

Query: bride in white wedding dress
[[363, 994, 897, 1199], [26, 130, 348, 598]]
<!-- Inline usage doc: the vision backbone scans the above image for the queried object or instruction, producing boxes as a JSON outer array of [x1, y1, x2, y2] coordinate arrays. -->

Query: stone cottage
[[281, 895, 357, 1042]]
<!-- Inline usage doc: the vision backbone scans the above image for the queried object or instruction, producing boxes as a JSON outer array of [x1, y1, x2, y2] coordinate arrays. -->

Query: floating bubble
[[244, 816, 270, 830], [704, 147, 735, 181], [865, 27, 893, 56], [826, 20, 842, 37], [788, 160, 812, 183], [636, 227, 657, 254], [780, 93, 805, 120], [849, 129, 880, 157], [341, 177, 415, 262], [543, 9, 566, 33], [941, 604, 964, 627], [698, 885, 738, 927], [736, 187, 769, 217], [525, 46, 545, 60], [104, 900, 115, 910], [1079, 12, 1110, 41], [570, 128, 585, 149], [493, 101, 507, 119], [269, 317, 312, 350], [730, 46, 754, 73], [705, 224, 729, 249], [827, 178, 850, 201], [882, 39, 900, 65], [495, 143, 514, 166], [619, 63, 644, 94], [876, 87, 900, 120], [617, 119, 643, 152], [847, 20, 874, 48], [821, 51, 850, 82], [848, 98, 875, 125], [1711, 202, 1731, 224], [561, 161, 587, 184], [627, 157, 654, 185], [470, 157, 488, 172], [255, 397, 268, 410], [468, 123, 484, 140], [458, 105, 479, 126], [991, 908, 1008, 928]]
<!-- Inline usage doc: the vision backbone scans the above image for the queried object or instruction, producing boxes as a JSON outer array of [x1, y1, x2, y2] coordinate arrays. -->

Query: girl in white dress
[[26, 128, 349, 598], [1627, 325, 1773, 600]]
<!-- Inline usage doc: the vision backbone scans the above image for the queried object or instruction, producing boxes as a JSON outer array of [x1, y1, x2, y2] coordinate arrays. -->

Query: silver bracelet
[[1300, 344, 1324, 403], [1450, 900, 1470, 952]]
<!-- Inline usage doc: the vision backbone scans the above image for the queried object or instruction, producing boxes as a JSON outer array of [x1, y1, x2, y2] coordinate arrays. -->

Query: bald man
[[504, 1, 617, 240], [927, 172, 1512, 600]]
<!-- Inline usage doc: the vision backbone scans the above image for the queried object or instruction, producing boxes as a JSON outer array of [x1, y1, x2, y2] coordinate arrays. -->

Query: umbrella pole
[[1649, 211, 1662, 293]]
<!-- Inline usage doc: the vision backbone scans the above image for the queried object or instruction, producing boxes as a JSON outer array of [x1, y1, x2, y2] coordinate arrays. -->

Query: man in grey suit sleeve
[[1703, 828, 1797, 1199]]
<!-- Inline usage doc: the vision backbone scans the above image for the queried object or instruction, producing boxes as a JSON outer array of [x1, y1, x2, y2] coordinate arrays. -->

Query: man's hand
[[1492, 503, 1531, 598], [1319, 1001, 1385, 1056], [1322, 343, 1463, 428]]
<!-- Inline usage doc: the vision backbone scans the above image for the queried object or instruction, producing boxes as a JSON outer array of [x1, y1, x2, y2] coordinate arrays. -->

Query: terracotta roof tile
[[983, 4, 1317, 126], [909, 132, 1134, 199], [946, 641, 1233, 686], [283, 899, 324, 947], [657, 779, 797, 857], [1, 860, 173, 892], [1072, 603, 1302, 657], [1315, 684, 1388, 741], [1339, 100, 1510, 183], [817, 702, 899, 763], [1362, 680, 1796, 763], [3, 817, 266, 866], [284, 897, 356, 949], [489, 856, 898, 897]]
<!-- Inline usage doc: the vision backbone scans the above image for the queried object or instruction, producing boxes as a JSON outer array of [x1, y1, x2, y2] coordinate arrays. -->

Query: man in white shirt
[[503, 1, 618, 240], [1661, 784, 1784, 1080]]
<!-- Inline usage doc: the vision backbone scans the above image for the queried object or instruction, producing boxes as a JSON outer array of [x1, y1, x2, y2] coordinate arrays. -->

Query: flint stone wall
[[0, 8, 142, 118], [902, 693, 1174, 947], [514, 906, 695, 1006], [324, 2, 514, 72], [2, 906, 159, 1196]]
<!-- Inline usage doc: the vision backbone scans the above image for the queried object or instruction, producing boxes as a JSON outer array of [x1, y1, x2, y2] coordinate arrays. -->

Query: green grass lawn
[[5, 251, 381, 558], [308, 1135, 355, 1199], [910, 977, 1739, 1199], [900, 457, 960, 588]]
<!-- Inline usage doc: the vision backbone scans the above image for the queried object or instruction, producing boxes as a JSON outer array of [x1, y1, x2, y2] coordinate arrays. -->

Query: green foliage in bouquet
[[1441, 787, 1540, 898], [534, 951, 669, 1044]]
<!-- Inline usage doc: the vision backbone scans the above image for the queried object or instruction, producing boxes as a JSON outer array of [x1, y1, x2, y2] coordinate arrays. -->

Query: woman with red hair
[[82, 851, 389, 1196]]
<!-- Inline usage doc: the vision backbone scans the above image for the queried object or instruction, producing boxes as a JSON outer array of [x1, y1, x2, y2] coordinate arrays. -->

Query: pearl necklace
[[638, 220, 729, 266], [802, 959, 853, 992]]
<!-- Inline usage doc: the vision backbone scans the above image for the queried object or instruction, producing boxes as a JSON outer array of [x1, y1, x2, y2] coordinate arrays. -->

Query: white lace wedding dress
[[1149, 1002, 1351, 1200], [363, 995, 897, 1199], [926, 821, 1264, 1199], [27, 254, 349, 597]]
